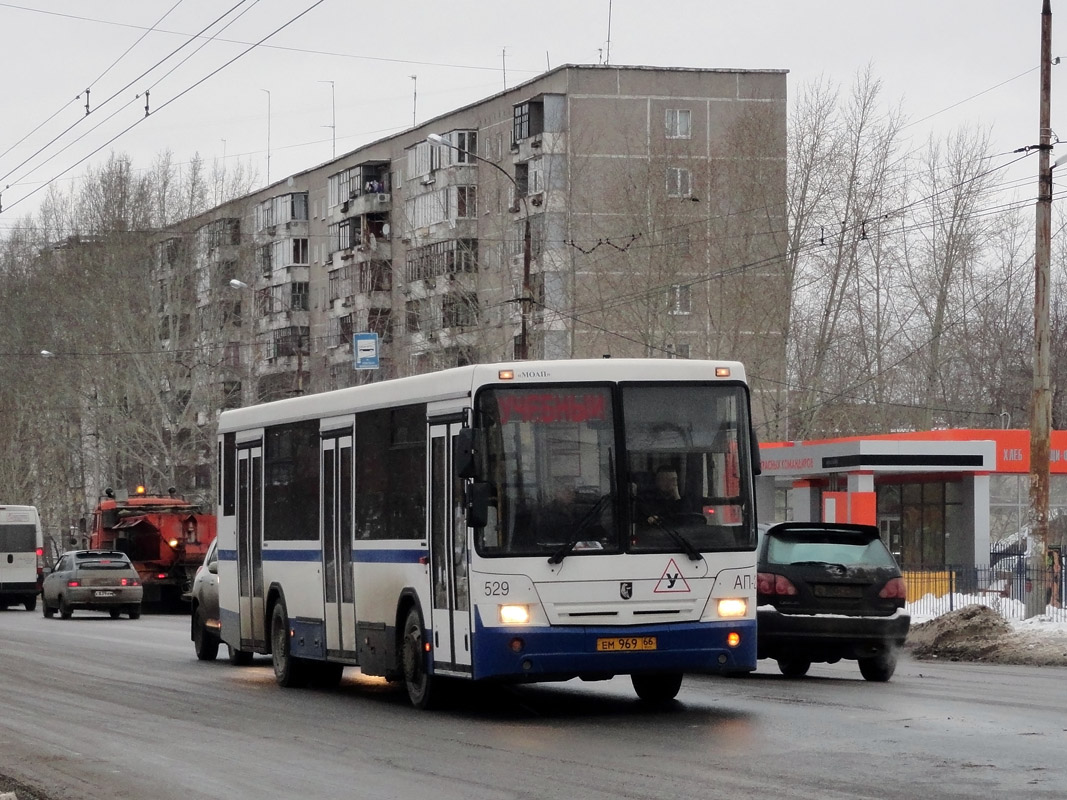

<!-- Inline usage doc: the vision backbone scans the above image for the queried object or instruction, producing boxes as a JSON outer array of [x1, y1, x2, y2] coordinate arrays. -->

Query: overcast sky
[[0, 0, 1063, 223]]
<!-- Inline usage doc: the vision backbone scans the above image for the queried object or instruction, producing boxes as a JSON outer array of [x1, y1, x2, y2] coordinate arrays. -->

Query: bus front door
[[235, 444, 267, 650], [321, 431, 356, 657], [429, 422, 472, 674]]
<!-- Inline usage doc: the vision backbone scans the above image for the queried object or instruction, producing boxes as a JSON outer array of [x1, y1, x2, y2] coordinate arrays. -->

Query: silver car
[[190, 537, 221, 660], [42, 550, 143, 619]]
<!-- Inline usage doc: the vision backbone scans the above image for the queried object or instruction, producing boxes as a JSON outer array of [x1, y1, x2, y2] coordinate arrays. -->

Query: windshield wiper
[[790, 560, 849, 570], [633, 499, 704, 562], [649, 518, 704, 562], [547, 493, 612, 565]]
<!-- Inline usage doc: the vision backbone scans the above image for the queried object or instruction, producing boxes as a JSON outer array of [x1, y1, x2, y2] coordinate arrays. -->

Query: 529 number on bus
[[484, 581, 509, 596]]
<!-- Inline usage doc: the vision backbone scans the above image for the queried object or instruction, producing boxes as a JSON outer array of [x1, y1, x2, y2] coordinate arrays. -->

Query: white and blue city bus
[[215, 359, 760, 707]]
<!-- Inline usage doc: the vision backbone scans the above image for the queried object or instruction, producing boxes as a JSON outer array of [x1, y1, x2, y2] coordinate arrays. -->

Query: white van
[[0, 505, 44, 611]]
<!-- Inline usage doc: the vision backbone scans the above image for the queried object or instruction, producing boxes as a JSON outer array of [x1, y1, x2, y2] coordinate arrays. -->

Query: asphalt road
[[1, 608, 1065, 800]]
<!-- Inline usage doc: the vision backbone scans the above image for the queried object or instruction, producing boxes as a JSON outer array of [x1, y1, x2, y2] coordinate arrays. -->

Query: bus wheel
[[631, 672, 683, 702], [271, 601, 309, 688], [401, 607, 436, 709], [777, 658, 811, 678], [193, 607, 220, 661]]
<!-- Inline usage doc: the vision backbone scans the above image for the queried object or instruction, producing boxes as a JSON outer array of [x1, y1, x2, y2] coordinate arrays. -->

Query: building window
[[328, 219, 360, 253], [360, 260, 392, 293], [290, 237, 308, 265], [328, 169, 355, 207], [453, 185, 477, 219], [442, 292, 479, 328], [672, 343, 690, 359], [339, 314, 355, 346], [406, 189, 448, 229], [667, 167, 692, 198], [290, 282, 309, 311], [513, 99, 544, 143], [405, 239, 478, 282], [328, 264, 354, 303], [407, 141, 441, 179], [273, 326, 309, 358], [669, 284, 692, 315], [258, 244, 272, 276], [665, 108, 691, 139], [445, 130, 478, 164]]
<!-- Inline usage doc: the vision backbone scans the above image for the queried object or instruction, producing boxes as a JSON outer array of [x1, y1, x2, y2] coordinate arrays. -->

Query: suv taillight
[[879, 577, 907, 600], [757, 572, 798, 596]]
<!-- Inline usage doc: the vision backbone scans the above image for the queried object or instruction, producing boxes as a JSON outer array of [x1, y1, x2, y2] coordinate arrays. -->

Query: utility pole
[[1028, 0, 1053, 617]]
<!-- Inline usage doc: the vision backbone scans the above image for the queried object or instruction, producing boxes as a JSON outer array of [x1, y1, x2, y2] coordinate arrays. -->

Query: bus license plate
[[596, 636, 657, 652], [94, 590, 116, 598]]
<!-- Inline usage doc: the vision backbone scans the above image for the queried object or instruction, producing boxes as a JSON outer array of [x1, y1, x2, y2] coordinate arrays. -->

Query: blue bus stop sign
[[354, 332, 379, 369]]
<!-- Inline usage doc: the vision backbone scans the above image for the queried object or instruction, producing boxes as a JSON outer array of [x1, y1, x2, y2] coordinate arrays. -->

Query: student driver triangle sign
[[653, 558, 691, 593]]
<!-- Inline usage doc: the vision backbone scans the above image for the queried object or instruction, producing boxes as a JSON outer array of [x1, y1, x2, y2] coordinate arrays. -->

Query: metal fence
[[904, 565, 1067, 623]]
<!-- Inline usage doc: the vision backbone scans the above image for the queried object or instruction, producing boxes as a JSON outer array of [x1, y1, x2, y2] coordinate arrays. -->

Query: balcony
[[337, 191, 392, 220]]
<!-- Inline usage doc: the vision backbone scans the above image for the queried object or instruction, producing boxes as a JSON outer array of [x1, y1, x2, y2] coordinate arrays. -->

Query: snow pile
[[906, 604, 1067, 666]]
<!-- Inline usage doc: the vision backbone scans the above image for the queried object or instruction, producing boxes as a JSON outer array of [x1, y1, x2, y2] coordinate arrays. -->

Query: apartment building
[[155, 65, 789, 447]]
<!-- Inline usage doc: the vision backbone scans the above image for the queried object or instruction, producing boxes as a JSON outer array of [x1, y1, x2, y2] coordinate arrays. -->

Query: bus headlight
[[717, 598, 747, 618], [499, 604, 531, 624]]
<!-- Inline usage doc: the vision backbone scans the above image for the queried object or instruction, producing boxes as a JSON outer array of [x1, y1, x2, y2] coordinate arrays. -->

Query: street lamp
[[426, 132, 532, 360], [228, 278, 305, 396]]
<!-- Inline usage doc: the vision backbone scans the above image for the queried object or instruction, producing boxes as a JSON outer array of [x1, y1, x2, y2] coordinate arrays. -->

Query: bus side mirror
[[454, 428, 484, 480], [750, 428, 762, 476], [466, 481, 491, 529]]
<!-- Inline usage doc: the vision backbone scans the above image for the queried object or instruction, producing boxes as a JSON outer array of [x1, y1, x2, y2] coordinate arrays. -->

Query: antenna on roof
[[605, 0, 612, 65]]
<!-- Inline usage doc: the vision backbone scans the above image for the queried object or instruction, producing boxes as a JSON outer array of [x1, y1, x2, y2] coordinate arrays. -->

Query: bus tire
[[777, 658, 811, 677], [631, 672, 683, 702], [193, 607, 220, 661], [401, 606, 436, 709], [271, 600, 309, 688]]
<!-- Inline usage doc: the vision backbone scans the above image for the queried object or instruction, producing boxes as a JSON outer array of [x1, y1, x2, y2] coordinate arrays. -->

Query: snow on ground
[[905, 593, 1067, 666]]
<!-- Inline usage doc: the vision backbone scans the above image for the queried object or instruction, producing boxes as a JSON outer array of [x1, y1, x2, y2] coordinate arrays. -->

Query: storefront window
[[878, 480, 962, 569]]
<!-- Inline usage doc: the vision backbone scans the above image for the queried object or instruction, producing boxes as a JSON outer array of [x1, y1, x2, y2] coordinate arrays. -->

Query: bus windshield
[[474, 383, 754, 558], [623, 384, 754, 554]]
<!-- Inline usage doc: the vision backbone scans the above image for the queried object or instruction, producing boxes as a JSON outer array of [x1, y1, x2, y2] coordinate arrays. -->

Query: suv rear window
[[766, 532, 897, 568]]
